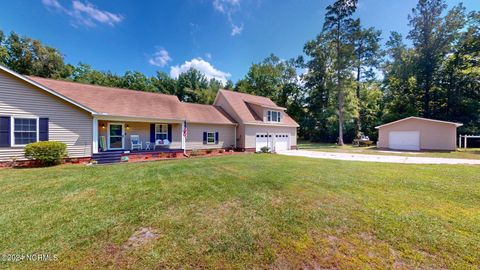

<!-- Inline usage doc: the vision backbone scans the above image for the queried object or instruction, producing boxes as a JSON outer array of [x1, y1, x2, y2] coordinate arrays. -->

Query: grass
[[298, 140, 480, 160], [1, 154, 480, 269]]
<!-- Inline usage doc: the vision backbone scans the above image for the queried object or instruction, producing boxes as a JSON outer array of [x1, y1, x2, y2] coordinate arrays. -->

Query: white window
[[155, 124, 168, 140], [207, 132, 215, 144], [267, 111, 281, 122], [12, 117, 39, 146]]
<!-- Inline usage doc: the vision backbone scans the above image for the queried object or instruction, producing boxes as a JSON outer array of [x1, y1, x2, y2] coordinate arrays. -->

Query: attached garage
[[255, 133, 290, 152], [376, 117, 462, 151]]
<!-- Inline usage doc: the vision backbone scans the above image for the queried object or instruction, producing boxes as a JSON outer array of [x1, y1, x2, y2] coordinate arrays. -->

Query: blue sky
[[0, 0, 478, 83]]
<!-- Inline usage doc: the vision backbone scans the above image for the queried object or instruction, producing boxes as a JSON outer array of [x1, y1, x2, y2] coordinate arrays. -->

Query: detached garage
[[376, 117, 462, 151]]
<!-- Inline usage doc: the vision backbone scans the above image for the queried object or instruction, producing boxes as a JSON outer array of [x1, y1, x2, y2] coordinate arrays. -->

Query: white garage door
[[255, 134, 272, 152], [388, 131, 420, 151], [274, 134, 290, 151]]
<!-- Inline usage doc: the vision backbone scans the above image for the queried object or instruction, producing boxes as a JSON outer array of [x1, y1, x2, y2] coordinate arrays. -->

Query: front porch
[[94, 119, 185, 153], [92, 118, 186, 164]]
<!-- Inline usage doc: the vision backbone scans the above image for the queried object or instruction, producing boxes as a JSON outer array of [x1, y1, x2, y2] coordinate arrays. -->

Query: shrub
[[24, 141, 67, 166], [260, 146, 270, 153]]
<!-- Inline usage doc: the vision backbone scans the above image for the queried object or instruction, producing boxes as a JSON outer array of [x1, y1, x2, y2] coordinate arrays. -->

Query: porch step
[[92, 151, 123, 164]]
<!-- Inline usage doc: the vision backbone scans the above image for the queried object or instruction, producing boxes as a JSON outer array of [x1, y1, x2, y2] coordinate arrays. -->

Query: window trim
[[11, 116, 39, 147], [206, 132, 215, 144], [155, 124, 168, 141], [267, 110, 281, 123]]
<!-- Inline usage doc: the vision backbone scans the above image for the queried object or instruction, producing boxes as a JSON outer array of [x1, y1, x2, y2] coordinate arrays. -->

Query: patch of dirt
[[122, 227, 160, 250]]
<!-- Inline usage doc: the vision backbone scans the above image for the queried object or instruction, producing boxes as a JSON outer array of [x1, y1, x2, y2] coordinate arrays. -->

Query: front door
[[108, 123, 124, 150]]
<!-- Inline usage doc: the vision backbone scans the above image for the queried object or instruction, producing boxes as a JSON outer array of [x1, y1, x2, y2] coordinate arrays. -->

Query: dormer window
[[267, 110, 281, 122]]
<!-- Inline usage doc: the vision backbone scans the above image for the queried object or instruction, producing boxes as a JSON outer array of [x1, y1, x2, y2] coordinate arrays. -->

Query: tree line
[[0, 0, 478, 144], [0, 31, 233, 104]]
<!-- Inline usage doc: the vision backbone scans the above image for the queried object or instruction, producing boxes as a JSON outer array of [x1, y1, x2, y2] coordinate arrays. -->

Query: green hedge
[[24, 141, 67, 166]]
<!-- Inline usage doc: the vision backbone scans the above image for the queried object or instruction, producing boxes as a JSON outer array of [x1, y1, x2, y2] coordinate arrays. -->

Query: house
[[375, 117, 462, 151], [0, 65, 298, 165]]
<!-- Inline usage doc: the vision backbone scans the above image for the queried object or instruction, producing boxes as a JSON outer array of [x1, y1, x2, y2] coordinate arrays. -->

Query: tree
[[176, 68, 209, 102], [351, 20, 382, 135], [382, 32, 419, 121], [120, 71, 156, 92], [3, 32, 68, 78], [322, 0, 358, 145], [407, 0, 466, 117], [0, 31, 8, 65], [151, 71, 178, 95]]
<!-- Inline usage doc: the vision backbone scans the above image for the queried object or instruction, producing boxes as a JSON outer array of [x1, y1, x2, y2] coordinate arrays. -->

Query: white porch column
[[234, 125, 237, 148], [92, 117, 99, 154], [464, 135, 468, 149], [181, 121, 186, 150]]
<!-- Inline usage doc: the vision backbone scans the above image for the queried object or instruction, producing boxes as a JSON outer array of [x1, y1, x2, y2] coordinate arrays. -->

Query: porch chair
[[154, 139, 170, 150], [130, 135, 143, 151]]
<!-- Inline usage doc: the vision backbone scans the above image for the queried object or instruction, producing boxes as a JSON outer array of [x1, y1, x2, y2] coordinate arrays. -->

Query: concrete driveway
[[277, 150, 480, 165]]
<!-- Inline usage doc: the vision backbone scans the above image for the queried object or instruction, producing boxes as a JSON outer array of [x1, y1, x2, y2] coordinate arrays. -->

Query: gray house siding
[[0, 71, 92, 161]]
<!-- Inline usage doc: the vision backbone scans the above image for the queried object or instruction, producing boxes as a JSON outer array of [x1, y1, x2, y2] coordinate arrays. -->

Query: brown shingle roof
[[216, 89, 299, 127], [27, 76, 186, 121], [182, 103, 236, 125]]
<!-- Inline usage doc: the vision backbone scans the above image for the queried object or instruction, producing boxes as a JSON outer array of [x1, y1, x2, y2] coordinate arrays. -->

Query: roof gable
[[0, 65, 95, 114], [375, 117, 463, 129], [214, 89, 299, 127]]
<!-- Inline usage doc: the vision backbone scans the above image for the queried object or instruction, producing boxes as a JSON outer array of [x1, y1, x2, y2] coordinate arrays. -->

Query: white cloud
[[212, 0, 244, 36], [42, 0, 64, 10], [170, 58, 231, 84], [148, 48, 172, 67], [42, 0, 123, 27], [205, 52, 212, 59], [213, 0, 240, 14], [231, 23, 243, 36]]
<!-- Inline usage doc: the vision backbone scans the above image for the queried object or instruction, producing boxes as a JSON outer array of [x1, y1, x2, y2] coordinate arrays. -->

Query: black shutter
[[215, 132, 219, 144], [39, 118, 49, 141], [0, 117, 10, 147], [168, 124, 172, 141], [203, 132, 207, 144], [150, 123, 155, 143]]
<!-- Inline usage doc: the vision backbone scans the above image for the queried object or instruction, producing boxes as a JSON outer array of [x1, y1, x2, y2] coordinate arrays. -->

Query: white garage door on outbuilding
[[388, 131, 420, 151]]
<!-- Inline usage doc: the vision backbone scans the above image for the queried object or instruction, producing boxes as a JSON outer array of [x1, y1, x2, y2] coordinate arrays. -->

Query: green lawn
[[298, 140, 480, 160], [1, 155, 480, 269]]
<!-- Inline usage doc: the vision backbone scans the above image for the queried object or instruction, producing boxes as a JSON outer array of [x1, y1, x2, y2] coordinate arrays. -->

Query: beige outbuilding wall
[[0, 70, 93, 161], [377, 118, 458, 151]]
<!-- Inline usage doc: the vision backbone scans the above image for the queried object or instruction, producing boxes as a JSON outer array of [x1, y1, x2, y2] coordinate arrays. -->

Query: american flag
[[183, 120, 188, 138]]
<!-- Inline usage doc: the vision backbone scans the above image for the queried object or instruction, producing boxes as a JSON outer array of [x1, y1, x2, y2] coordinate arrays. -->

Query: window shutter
[[215, 132, 219, 144], [0, 117, 10, 147], [150, 124, 155, 143], [167, 124, 172, 141], [203, 132, 207, 144], [39, 118, 49, 141]]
